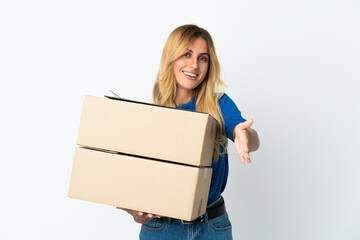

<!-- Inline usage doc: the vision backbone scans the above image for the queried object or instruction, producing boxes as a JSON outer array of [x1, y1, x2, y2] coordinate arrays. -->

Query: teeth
[[183, 71, 197, 77]]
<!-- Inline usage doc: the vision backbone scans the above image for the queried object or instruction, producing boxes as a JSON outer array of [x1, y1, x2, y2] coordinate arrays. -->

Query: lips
[[182, 71, 198, 79]]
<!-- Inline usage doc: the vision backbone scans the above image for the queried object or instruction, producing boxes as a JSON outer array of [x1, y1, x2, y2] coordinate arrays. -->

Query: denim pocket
[[142, 218, 167, 231], [209, 212, 232, 231]]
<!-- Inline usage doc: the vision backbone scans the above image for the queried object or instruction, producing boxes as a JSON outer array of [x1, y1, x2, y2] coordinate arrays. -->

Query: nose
[[190, 56, 198, 69]]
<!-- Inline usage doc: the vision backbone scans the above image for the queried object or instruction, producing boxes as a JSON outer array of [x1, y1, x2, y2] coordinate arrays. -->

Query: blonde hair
[[153, 24, 227, 161]]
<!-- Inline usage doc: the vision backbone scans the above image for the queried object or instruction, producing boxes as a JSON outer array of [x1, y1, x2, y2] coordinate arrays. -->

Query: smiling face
[[173, 37, 209, 96]]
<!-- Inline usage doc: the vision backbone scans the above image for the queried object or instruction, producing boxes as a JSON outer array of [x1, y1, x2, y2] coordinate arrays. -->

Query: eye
[[199, 56, 208, 62], [182, 52, 190, 58]]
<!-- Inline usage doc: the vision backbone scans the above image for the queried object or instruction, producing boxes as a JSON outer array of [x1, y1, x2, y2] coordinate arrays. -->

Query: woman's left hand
[[233, 119, 258, 163]]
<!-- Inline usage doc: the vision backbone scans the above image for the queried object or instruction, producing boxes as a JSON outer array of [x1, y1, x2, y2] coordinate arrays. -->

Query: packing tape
[[204, 168, 208, 180]]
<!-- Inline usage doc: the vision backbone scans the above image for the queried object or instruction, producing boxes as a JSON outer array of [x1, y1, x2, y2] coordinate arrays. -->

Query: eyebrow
[[188, 49, 210, 57]]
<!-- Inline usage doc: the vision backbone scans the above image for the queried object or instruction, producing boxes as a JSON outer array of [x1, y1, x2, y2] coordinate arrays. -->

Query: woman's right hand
[[116, 207, 162, 224]]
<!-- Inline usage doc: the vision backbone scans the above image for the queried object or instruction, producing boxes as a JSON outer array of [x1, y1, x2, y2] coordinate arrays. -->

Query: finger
[[237, 139, 252, 164], [138, 212, 144, 216], [238, 119, 254, 130], [241, 128, 249, 146], [241, 139, 251, 163], [234, 132, 251, 164], [238, 141, 246, 163], [243, 152, 251, 163], [244, 119, 254, 129], [243, 141, 249, 154], [240, 133, 249, 160], [147, 213, 154, 218], [234, 137, 245, 163], [241, 131, 249, 159]]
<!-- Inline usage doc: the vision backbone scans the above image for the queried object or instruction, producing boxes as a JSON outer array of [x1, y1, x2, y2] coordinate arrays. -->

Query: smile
[[182, 71, 198, 78]]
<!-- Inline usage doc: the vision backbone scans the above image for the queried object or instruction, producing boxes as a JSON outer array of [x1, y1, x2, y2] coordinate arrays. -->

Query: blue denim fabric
[[140, 198, 233, 240]]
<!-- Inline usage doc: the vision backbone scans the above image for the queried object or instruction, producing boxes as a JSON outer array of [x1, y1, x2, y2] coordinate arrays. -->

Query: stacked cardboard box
[[68, 96, 217, 221]]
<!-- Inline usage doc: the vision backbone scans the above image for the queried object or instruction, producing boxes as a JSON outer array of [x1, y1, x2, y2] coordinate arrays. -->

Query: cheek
[[201, 65, 209, 77], [173, 63, 183, 82], [174, 60, 185, 71]]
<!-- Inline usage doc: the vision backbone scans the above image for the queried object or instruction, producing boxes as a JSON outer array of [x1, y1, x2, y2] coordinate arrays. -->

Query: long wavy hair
[[153, 24, 227, 161]]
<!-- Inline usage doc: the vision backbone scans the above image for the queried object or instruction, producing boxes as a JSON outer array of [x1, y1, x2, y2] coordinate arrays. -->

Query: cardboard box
[[68, 147, 212, 221], [77, 96, 217, 167]]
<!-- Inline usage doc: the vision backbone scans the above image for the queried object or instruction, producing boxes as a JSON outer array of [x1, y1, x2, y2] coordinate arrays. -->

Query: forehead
[[188, 37, 208, 54]]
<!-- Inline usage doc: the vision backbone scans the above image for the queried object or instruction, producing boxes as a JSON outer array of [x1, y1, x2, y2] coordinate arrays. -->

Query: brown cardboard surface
[[76, 95, 217, 167], [68, 148, 212, 221]]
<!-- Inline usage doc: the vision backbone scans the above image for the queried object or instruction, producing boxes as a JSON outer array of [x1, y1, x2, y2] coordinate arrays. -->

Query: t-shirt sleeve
[[219, 93, 246, 141]]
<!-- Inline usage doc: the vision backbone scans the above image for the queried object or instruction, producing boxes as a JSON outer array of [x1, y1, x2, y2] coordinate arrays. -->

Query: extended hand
[[233, 119, 254, 163]]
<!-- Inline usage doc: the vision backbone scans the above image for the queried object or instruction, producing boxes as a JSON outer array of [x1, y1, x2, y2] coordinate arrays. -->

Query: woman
[[121, 24, 260, 239]]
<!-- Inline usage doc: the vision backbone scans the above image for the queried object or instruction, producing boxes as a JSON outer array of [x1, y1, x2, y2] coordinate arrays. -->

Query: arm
[[232, 119, 260, 163]]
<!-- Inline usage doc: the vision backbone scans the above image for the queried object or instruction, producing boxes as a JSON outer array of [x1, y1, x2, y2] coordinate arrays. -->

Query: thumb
[[239, 119, 254, 130]]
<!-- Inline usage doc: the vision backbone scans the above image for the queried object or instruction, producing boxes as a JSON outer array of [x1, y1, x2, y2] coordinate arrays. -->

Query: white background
[[1, 0, 359, 239]]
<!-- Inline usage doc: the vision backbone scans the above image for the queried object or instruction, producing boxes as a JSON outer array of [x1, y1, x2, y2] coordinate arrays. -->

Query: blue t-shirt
[[175, 93, 246, 205]]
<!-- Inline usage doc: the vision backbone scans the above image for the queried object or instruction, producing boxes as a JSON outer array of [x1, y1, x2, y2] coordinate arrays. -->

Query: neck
[[175, 88, 194, 107]]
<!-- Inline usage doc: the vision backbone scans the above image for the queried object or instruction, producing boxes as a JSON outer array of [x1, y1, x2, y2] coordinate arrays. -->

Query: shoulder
[[217, 93, 236, 109], [218, 92, 230, 101], [217, 92, 245, 120]]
